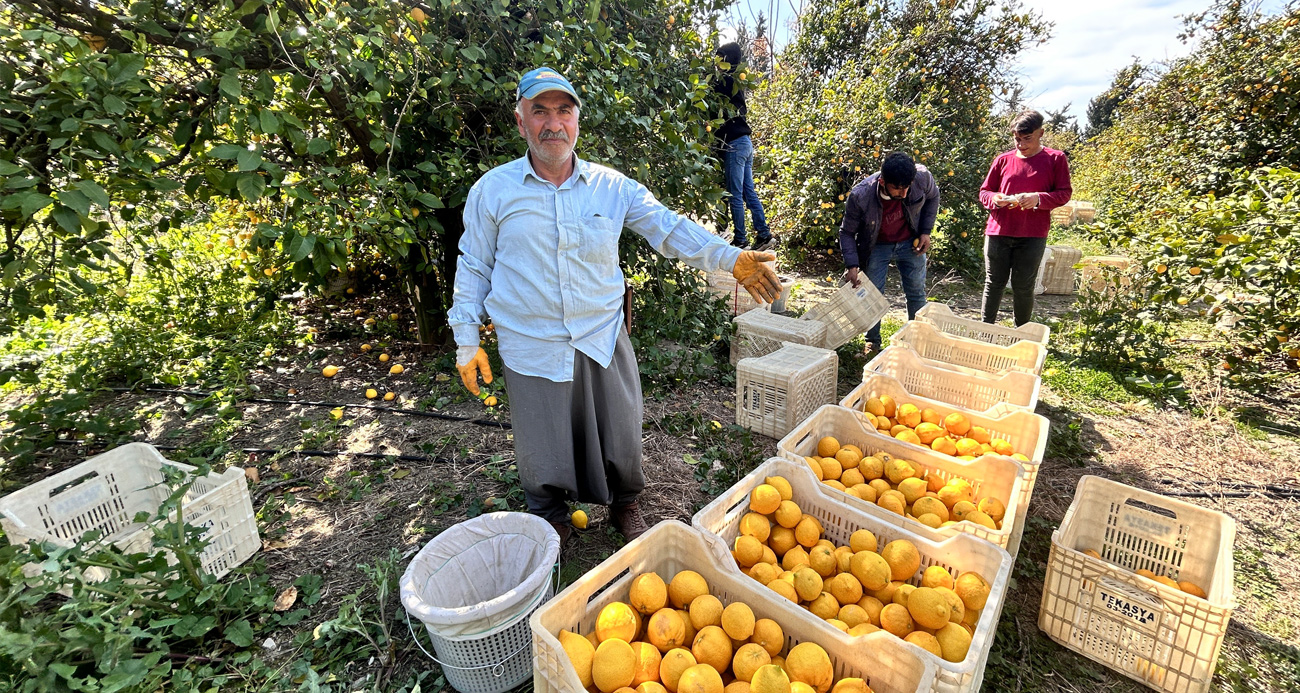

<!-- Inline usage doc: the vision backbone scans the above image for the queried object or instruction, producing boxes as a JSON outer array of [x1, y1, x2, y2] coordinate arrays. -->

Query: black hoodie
[[712, 43, 753, 143]]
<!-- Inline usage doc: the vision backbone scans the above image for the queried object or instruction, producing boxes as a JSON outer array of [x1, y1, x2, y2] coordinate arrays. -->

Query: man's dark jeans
[[982, 235, 1047, 326]]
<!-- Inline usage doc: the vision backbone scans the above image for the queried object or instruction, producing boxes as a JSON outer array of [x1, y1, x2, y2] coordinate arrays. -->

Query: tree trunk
[[404, 205, 465, 354]]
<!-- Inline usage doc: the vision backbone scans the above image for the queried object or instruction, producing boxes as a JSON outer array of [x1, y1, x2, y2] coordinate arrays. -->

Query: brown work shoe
[[611, 501, 650, 542], [549, 520, 572, 548]]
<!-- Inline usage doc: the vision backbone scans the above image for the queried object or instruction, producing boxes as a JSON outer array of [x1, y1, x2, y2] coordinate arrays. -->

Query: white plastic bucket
[[401, 512, 560, 693]]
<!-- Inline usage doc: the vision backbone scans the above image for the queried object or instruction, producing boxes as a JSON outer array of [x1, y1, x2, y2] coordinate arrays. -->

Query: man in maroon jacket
[[978, 110, 1072, 326]]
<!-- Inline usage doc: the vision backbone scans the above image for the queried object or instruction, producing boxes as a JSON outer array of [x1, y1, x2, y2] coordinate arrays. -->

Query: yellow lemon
[[879, 603, 914, 637], [1180, 581, 1208, 598], [803, 457, 823, 481], [389, 364, 405, 375], [904, 631, 942, 657], [735, 535, 765, 568], [912, 497, 949, 523], [818, 457, 842, 481], [864, 397, 886, 417], [749, 562, 779, 585], [895, 429, 921, 446], [660, 648, 697, 692], [641, 684, 670, 693], [731, 643, 771, 682], [849, 551, 891, 591], [559, 629, 595, 687], [322, 365, 340, 377], [784, 643, 833, 693], [935, 622, 972, 662], [749, 618, 784, 657], [792, 567, 823, 602], [808, 545, 837, 578], [837, 603, 869, 628], [857, 595, 884, 626], [915, 422, 946, 445], [768, 527, 797, 557], [750, 485, 783, 515], [881, 540, 921, 581], [572, 509, 590, 529], [848, 529, 877, 554], [794, 517, 821, 548], [721, 602, 756, 640], [907, 587, 951, 630], [632, 642, 662, 687], [921, 565, 954, 590], [630, 573, 668, 615], [766, 578, 799, 604], [782, 545, 810, 572], [834, 448, 861, 470], [669, 571, 710, 609], [885, 459, 915, 484], [740, 513, 772, 542], [858, 456, 884, 480], [647, 608, 688, 652], [594, 638, 637, 692], [691, 626, 733, 674], [597, 602, 639, 643], [816, 437, 840, 458], [764, 476, 794, 501], [689, 595, 724, 630], [898, 477, 928, 505], [954, 438, 982, 457], [967, 426, 991, 444], [677, 664, 723, 693], [977, 498, 1006, 523], [807, 592, 839, 620], [954, 572, 991, 611], [931, 437, 958, 456], [896, 403, 922, 428], [749, 664, 791, 693], [774, 501, 802, 529]]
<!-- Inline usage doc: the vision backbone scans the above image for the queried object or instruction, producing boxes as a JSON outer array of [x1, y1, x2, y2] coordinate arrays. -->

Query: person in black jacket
[[838, 152, 941, 351], [713, 42, 772, 251]]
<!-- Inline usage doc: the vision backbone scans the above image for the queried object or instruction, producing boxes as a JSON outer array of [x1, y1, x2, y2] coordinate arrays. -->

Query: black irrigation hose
[[1154, 478, 1300, 500], [107, 386, 511, 429]]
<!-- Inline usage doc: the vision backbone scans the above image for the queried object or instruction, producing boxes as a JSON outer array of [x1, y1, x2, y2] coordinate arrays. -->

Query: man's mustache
[[539, 130, 569, 142]]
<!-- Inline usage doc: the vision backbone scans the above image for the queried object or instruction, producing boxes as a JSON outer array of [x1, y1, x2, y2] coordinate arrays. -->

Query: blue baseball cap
[[517, 67, 582, 108]]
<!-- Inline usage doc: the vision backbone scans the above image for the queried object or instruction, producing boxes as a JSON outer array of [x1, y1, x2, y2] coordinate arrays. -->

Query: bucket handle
[[404, 557, 561, 675]]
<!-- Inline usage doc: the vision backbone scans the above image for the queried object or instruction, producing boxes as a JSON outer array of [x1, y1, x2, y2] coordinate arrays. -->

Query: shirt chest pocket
[[579, 216, 622, 263]]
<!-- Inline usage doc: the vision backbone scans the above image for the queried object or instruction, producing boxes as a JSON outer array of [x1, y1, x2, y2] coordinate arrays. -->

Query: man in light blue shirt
[[449, 67, 780, 544]]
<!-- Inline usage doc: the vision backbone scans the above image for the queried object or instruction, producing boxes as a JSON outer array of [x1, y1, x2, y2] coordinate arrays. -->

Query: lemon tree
[[1, 0, 731, 349]]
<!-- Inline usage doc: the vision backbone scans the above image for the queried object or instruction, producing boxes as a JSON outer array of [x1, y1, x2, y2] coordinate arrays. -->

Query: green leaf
[[237, 173, 266, 202], [103, 95, 127, 115], [307, 138, 332, 155], [50, 204, 81, 233], [58, 189, 91, 217], [369, 137, 388, 153], [287, 232, 316, 261], [415, 193, 444, 209], [237, 148, 262, 172], [18, 192, 54, 218], [73, 180, 110, 208], [585, 0, 601, 24], [0, 161, 22, 176], [219, 72, 242, 99], [259, 109, 280, 134], [210, 144, 245, 160], [224, 619, 254, 647]]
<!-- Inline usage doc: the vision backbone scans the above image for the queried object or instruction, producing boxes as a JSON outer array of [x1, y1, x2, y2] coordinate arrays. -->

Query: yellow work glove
[[456, 346, 493, 396], [731, 250, 781, 304]]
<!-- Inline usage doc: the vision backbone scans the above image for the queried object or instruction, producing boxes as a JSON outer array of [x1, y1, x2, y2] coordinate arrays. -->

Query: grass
[[1039, 352, 1138, 411]]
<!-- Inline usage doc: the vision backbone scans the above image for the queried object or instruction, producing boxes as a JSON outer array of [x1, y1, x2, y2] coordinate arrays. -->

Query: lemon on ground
[[383, 391, 396, 401], [379, 353, 390, 362], [792, 567, 823, 602], [881, 540, 921, 581], [750, 484, 783, 515], [389, 364, 405, 375], [921, 566, 954, 590], [669, 571, 710, 609], [935, 622, 972, 662], [559, 630, 596, 687], [808, 592, 839, 620], [750, 664, 791, 693], [850, 551, 891, 591], [735, 535, 765, 568], [689, 594, 724, 630], [766, 578, 799, 603], [691, 626, 733, 674], [816, 437, 840, 458], [740, 513, 772, 542], [731, 643, 771, 682], [660, 649, 697, 692], [631, 573, 668, 615], [322, 365, 340, 377], [879, 603, 914, 638], [597, 602, 639, 643], [828, 573, 862, 605], [907, 587, 951, 630], [904, 631, 942, 657], [573, 509, 590, 529], [954, 572, 991, 611], [648, 608, 688, 652], [594, 638, 638, 692], [365, 388, 378, 399], [784, 643, 833, 693], [764, 476, 794, 501], [632, 642, 662, 687], [721, 602, 756, 640]]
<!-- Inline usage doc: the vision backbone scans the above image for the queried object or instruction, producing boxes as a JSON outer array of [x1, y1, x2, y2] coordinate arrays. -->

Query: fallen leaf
[[392, 468, 411, 479], [244, 467, 261, 483], [288, 486, 310, 493], [274, 585, 298, 612], [263, 540, 290, 550], [435, 373, 450, 382]]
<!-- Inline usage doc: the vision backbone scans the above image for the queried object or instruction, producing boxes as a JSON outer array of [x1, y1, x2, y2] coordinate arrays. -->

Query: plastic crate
[[693, 457, 1013, 693], [705, 261, 778, 316], [800, 282, 889, 350], [736, 343, 839, 439], [1036, 245, 1083, 295], [530, 520, 938, 693], [777, 405, 1033, 557], [731, 308, 828, 364], [1039, 477, 1236, 693], [890, 322, 1046, 376], [863, 346, 1041, 412], [915, 303, 1050, 347], [1050, 204, 1077, 226], [1074, 201, 1096, 223], [1079, 255, 1134, 292], [0, 443, 259, 580]]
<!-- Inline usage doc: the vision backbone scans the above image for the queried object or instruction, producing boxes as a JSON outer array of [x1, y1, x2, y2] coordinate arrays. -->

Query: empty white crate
[[800, 282, 889, 350], [731, 308, 828, 363], [1036, 245, 1083, 295], [736, 343, 838, 439], [0, 443, 259, 580], [915, 303, 1050, 347], [705, 261, 777, 316], [865, 346, 1041, 412], [1039, 476, 1235, 693], [890, 321, 1046, 375]]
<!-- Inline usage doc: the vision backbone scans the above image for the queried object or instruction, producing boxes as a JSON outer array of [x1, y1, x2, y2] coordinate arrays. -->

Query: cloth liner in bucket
[[401, 511, 561, 638]]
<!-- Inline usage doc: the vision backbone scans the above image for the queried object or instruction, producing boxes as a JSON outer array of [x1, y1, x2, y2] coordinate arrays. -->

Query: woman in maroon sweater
[[978, 110, 1072, 326]]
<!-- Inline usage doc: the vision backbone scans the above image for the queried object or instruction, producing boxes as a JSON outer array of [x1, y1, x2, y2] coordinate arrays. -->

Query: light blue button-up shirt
[[448, 154, 742, 383]]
